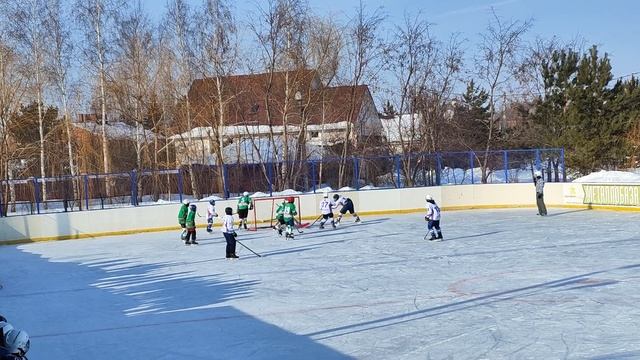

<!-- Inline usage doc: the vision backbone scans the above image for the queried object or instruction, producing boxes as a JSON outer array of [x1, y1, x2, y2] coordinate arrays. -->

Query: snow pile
[[359, 185, 379, 190], [338, 186, 355, 191], [199, 195, 224, 201], [250, 192, 270, 198], [314, 186, 333, 193], [276, 189, 302, 196], [572, 170, 640, 183]]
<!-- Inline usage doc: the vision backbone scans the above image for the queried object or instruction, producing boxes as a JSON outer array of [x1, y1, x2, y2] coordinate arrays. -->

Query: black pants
[[185, 229, 196, 242], [536, 193, 547, 216], [340, 199, 355, 214], [224, 232, 236, 256]]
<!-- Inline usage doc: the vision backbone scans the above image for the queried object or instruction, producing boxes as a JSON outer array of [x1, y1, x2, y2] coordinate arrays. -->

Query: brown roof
[[188, 70, 371, 126]]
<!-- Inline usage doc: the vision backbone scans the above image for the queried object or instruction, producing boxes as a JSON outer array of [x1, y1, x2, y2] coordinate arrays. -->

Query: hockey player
[[222, 207, 239, 259], [319, 192, 336, 229], [177, 199, 190, 240], [237, 192, 253, 230], [282, 197, 298, 239], [0, 317, 29, 360], [333, 194, 361, 225], [184, 203, 198, 245], [273, 199, 287, 236], [534, 170, 547, 216], [0, 329, 29, 360], [425, 194, 443, 241], [206, 200, 218, 233]]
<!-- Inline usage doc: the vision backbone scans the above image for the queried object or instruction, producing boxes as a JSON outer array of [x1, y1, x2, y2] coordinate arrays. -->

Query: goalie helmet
[[209, 199, 215, 205], [4, 329, 30, 356], [286, 197, 294, 203], [425, 194, 433, 201], [243, 191, 249, 197], [189, 204, 196, 211], [225, 207, 233, 215], [182, 199, 189, 205]]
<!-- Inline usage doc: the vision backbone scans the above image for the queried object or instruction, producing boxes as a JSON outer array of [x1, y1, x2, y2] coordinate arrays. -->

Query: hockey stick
[[309, 214, 323, 228], [235, 238, 262, 257]]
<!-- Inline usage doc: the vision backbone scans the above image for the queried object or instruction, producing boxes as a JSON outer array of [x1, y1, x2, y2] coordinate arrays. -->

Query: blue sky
[[140, 0, 639, 79]]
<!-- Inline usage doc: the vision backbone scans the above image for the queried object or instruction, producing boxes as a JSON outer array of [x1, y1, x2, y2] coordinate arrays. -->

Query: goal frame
[[249, 196, 305, 231]]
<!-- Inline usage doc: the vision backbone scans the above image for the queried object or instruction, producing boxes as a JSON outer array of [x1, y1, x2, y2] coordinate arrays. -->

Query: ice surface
[[2, 209, 640, 359]]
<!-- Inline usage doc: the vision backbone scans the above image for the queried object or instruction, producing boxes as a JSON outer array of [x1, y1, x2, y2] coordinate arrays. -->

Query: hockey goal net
[[249, 196, 308, 231]]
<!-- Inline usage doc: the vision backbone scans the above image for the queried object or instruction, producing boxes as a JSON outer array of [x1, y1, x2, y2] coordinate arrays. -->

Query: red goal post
[[249, 196, 306, 231]]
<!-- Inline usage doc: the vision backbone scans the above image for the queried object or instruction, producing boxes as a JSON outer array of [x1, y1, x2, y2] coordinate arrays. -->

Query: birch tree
[[475, 11, 531, 182], [10, 0, 50, 204], [44, 0, 79, 206], [75, 0, 122, 196]]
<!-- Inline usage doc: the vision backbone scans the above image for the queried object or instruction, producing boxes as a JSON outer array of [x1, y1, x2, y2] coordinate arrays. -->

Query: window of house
[[310, 131, 319, 138]]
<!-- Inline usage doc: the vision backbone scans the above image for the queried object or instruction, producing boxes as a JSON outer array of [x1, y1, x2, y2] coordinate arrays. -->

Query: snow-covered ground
[[2, 209, 640, 359], [572, 170, 640, 183]]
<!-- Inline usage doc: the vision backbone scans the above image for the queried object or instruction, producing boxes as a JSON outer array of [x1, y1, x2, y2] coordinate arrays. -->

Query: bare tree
[[164, 0, 200, 198], [248, 0, 311, 190], [475, 10, 531, 182], [112, 1, 155, 202], [75, 0, 123, 196], [10, 0, 50, 204], [193, 0, 238, 194], [337, 1, 385, 188], [0, 24, 27, 212], [44, 0, 80, 206]]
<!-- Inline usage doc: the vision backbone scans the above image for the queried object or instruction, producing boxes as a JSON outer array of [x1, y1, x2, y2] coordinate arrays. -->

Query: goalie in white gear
[[206, 199, 218, 233], [424, 194, 443, 241], [319, 192, 336, 229]]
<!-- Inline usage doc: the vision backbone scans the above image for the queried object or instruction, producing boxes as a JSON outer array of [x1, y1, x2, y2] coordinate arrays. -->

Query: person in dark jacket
[[534, 170, 547, 216]]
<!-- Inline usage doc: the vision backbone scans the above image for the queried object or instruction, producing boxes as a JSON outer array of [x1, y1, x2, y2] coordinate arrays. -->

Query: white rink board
[[1, 209, 639, 359]]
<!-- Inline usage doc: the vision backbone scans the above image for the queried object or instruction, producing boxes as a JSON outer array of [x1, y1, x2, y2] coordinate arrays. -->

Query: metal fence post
[[130, 170, 138, 206], [469, 151, 475, 184], [33, 177, 41, 214], [177, 169, 184, 203], [353, 156, 360, 190], [0, 181, 4, 217], [84, 175, 89, 210], [535, 148, 541, 170], [560, 148, 566, 182], [435, 153, 442, 186], [267, 162, 273, 196], [394, 155, 401, 188], [503, 150, 509, 184], [222, 164, 230, 199], [310, 160, 317, 193]]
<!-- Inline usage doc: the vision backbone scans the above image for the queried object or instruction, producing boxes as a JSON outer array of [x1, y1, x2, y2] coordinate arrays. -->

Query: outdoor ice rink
[[2, 208, 640, 359]]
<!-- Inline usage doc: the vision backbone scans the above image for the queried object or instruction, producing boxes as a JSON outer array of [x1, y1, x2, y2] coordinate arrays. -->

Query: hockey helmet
[[425, 194, 433, 201], [286, 197, 295, 203], [189, 204, 197, 211], [332, 194, 339, 201], [209, 199, 216, 205], [4, 329, 30, 355], [0, 320, 14, 337], [243, 191, 249, 196], [225, 207, 233, 215], [182, 199, 189, 205]]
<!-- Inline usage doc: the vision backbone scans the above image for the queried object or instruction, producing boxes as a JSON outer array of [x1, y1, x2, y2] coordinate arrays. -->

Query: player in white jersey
[[425, 194, 443, 241], [206, 199, 218, 233], [333, 194, 361, 225], [221, 207, 239, 258], [319, 192, 336, 229]]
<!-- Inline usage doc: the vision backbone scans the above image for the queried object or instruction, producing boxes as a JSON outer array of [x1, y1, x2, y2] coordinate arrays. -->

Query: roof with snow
[[73, 121, 156, 141]]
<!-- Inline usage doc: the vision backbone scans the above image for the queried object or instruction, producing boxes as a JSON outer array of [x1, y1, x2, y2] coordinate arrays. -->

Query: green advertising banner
[[582, 184, 640, 206]]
